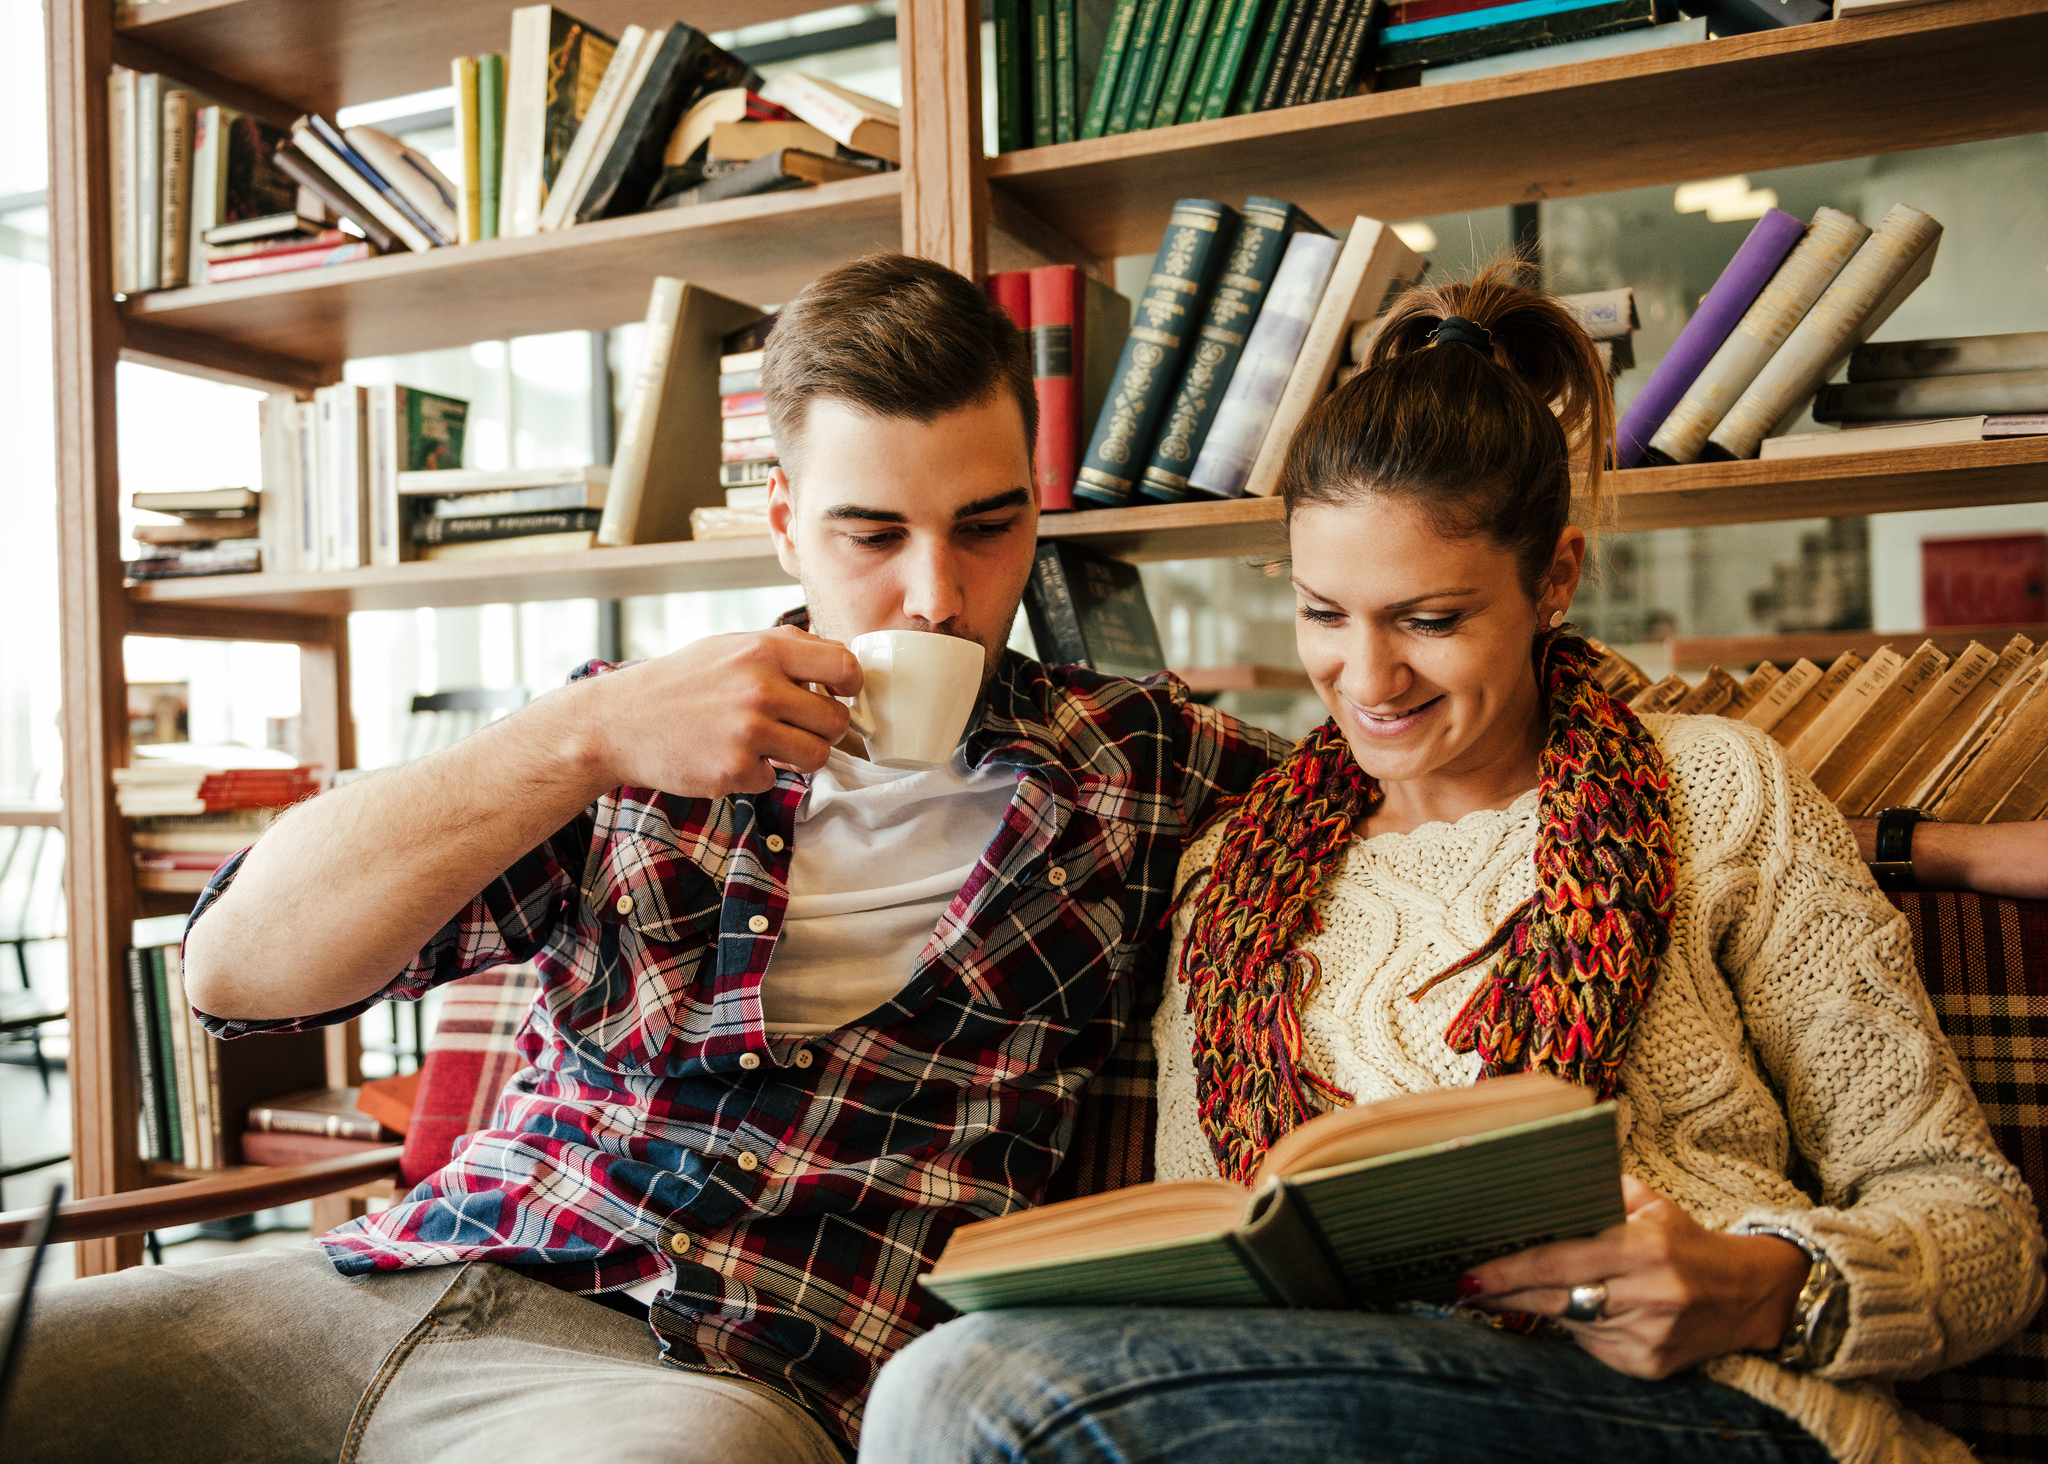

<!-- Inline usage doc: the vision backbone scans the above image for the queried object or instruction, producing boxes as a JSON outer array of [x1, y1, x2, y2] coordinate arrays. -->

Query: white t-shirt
[[625, 745, 1019, 1306]]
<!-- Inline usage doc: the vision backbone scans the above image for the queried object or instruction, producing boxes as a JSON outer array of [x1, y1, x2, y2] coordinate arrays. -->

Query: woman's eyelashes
[[1296, 605, 1465, 636]]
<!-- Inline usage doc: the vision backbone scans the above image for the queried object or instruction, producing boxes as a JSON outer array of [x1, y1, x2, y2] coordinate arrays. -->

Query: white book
[[136, 72, 162, 291], [344, 126, 459, 244], [1760, 417, 1991, 460], [316, 384, 369, 570], [1187, 232, 1343, 499], [759, 72, 901, 162], [500, 6, 553, 238], [1556, 288, 1637, 342], [1241, 218, 1427, 500], [291, 119, 435, 254], [257, 392, 302, 579], [108, 69, 137, 296], [159, 87, 197, 289], [1708, 203, 1943, 459], [294, 400, 321, 572], [1647, 206, 1870, 466], [398, 464, 611, 494], [365, 384, 402, 567], [537, 25, 650, 232], [186, 103, 229, 283]]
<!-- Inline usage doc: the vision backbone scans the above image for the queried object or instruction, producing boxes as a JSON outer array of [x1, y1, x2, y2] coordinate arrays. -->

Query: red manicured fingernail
[[1456, 1273, 1483, 1299]]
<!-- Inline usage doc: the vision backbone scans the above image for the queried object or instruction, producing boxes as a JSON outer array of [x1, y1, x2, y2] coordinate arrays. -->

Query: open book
[[922, 1073, 1622, 1313]]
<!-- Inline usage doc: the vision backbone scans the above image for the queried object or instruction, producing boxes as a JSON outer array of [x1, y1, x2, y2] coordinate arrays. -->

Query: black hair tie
[[1432, 315, 1493, 352]]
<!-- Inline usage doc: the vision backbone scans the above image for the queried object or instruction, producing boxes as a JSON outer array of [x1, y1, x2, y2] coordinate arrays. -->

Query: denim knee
[[863, 1313, 1019, 1461]]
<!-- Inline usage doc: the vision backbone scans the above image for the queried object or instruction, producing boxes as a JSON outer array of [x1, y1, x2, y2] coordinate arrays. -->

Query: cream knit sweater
[[1153, 712, 2044, 1464]]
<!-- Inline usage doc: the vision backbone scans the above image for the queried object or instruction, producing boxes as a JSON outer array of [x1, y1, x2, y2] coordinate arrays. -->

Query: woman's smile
[[1345, 694, 1444, 739]]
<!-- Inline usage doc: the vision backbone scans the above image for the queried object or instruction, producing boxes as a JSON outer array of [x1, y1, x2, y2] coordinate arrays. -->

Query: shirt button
[[1047, 866, 1067, 887], [614, 894, 635, 915], [793, 1049, 814, 1069], [765, 835, 785, 853], [665, 1232, 691, 1257], [735, 1151, 760, 1172], [747, 914, 770, 934], [738, 1052, 761, 1070]]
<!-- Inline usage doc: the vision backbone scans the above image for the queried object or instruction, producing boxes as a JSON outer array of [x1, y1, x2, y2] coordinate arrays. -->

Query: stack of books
[[1595, 631, 2048, 821], [241, 1086, 403, 1166], [125, 487, 264, 580], [985, 266, 1132, 509], [1073, 197, 1427, 508], [254, 386, 471, 573], [1763, 330, 2048, 459], [1617, 201, 1946, 466], [127, 914, 327, 1169], [717, 315, 778, 496], [1559, 287, 1639, 378], [115, 749, 318, 891], [398, 465, 610, 561]]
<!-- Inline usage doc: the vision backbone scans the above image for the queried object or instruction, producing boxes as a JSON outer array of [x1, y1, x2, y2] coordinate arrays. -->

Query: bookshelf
[[48, 0, 2048, 1274]]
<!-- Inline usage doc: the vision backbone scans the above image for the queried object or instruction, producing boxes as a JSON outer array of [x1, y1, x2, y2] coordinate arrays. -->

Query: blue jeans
[[858, 1308, 1834, 1464]]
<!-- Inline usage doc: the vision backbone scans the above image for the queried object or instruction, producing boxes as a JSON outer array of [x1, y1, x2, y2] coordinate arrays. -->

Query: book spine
[[126, 945, 166, 1162], [257, 392, 300, 583], [1186, 230, 1341, 498], [1318, 0, 1380, 101], [535, 26, 646, 233], [368, 384, 402, 567], [1378, 0, 1654, 70], [1709, 205, 1943, 460], [478, 53, 505, 240], [1183, 0, 1243, 124], [454, 57, 481, 244], [1281, 0, 1344, 107], [1053, 0, 1079, 142], [136, 72, 162, 291], [1203, 0, 1273, 119], [720, 390, 767, 417], [185, 105, 219, 279], [1816, 368, 2048, 423], [1080, 0, 1145, 139], [1254, 0, 1315, 110], [1645, 207, 1869, 466], [987, 269, 1031, 329], [271, 144, 400, 255], [995, 0, 1031, 152], [292, 123, 433, 253], [316, 386, 341, 570], [1029, 265, 1083, 510], [597, 276, 686, 546], [204, 241, 374, 281], [1030, 0, 1057, 147], [294, 400, 321, 572], [1614, 207, 1805, 466], [159, 88, 195, 290], [412, 509, 604, 543], [1105, 0, 1170, 134], [246, 1106, 387, 1142], [1235, 0, 1295, 114], [501, 8, 546, 236], [337, 385, 368, 567], [1153, 0, 1222, 127], [1850, 330, 2048, 383], [1140, 198, 1299, 501], [148, 946, 184, 1164], [1131, 0, 1193, 128], [161, 941, 201, 1167], [1075, 199, 1238, 507], [1023, 542, 1090, 665], [108, 70, 135, 295]]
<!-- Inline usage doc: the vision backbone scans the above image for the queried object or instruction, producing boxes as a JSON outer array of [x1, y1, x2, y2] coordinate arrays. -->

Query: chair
[[2, 894, 2042, 1461], [399, 687, 529, 765], [0, 821, 66, 1098]]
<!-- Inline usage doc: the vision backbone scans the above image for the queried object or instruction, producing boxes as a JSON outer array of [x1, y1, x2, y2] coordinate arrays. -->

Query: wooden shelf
[[121, 173, 905, 370], [115, 0, 840, 118], [1669, 624, 2048, 671], [121, 440, 2048, 616], [987, 0, 2048, 258], [1175, 664, 1313, 692]]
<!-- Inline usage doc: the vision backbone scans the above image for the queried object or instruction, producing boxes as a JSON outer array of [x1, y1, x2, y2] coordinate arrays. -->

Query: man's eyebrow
[[1291, 578, 1480, 611], [819, 487, 1033, 524]]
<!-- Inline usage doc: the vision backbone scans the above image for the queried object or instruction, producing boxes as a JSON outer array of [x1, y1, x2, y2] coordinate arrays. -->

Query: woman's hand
[[1459, 1176, 1813, 1379]]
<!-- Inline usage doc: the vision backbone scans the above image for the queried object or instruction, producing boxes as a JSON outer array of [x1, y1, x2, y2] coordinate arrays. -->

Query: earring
[[1548, 611, 1565, 629]]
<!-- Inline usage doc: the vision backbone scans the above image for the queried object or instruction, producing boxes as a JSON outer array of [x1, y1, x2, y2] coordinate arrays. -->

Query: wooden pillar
[[48, 0, 145, 1275], [298, 616, 356, 778], [898, 0, 987, 281]]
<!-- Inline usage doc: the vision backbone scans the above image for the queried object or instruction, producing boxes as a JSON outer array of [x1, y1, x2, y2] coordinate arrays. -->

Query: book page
[[1256, 1070, 1590, 1185]]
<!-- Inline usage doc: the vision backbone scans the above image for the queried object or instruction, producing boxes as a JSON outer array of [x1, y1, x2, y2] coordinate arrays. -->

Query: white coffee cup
[[845, 630, 985, 768]]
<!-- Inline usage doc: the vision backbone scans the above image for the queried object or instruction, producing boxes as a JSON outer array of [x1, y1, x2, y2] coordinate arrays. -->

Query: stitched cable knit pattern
[[1153, 713, 2045, 1464]]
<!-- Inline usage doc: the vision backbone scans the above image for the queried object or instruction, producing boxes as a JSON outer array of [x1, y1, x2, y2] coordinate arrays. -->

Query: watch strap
[[1738, 1224, 1847, 1370], [1871, 806, 1932, 893]]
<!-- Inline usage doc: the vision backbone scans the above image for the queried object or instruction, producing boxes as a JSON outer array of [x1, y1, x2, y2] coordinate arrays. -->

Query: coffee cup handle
[[843, 696, 876, 746]]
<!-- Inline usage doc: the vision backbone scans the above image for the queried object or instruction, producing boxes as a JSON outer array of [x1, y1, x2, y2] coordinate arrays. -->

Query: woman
[[858, 269, 2045, 1463]]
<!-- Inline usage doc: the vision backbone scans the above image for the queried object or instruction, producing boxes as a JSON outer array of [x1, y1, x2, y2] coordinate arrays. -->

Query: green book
[[1053, 0, 1079, 142], [1103, 0, 1169, 134], [922, 1077, 1623, 1314], [1030, 0, 1056, 147], [1075, 198, 1239, 507], [1253, 0, 1316, 109], [1079, 0, 1145, 139], [995, 0, 1031, 153], [148, 946, 184, 1166], [1200, 0, 1276, 121], [1139, 197, 1322, 502], [477, 52, 505, 240], [1074, 0, 1123, 136], [1281, 0, 1346, 107], [1168, 0, 1235, 126], [1129, 0, 1191, 130], [1231, 0, 1295, 114]]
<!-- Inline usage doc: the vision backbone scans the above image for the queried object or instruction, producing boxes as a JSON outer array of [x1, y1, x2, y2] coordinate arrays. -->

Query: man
[[9, 255, 1286, 1463]]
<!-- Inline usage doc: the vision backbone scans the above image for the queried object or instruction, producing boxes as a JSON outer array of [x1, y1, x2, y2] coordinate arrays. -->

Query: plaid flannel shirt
[[191, 649, 1284, 1446]]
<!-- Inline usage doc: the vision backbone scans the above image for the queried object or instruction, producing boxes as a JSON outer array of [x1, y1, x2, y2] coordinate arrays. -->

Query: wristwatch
[[1739, 1224, 1849, 1371], [1871, 806, 1934, 893]]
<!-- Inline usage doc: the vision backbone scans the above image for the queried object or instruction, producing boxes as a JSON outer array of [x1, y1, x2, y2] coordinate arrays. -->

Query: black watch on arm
[[1871, 806, 1934, 893]]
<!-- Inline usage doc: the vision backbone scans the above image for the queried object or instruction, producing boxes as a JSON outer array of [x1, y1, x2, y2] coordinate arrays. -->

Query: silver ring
[[1563, 1281, 1608, 1323]]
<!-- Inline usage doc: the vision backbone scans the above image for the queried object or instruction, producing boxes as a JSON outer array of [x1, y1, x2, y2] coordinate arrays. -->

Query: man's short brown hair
[[761, 253, 1037, 477]]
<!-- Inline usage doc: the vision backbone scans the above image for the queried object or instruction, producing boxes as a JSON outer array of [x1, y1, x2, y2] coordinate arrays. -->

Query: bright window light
[[1673, 175, 1779, 223], [1391, 220, 1439, 253]]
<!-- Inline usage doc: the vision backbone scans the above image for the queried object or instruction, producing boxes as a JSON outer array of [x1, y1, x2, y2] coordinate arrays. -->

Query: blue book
[[1380, 0, 1617, 43], [304, 114, 448, 245]]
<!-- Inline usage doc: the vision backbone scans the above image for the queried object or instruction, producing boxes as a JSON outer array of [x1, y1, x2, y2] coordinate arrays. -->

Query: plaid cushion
[[1886, 891, 2048, 1464], [399, 963, 542, 1188]]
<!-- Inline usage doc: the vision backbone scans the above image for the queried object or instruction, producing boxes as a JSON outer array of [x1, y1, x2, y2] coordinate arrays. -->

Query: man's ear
[[767, 466, 799, 577]]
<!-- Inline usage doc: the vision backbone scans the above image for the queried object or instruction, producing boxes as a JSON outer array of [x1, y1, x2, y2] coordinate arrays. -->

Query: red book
[[986, 269, 1030, 331], [1027, 265, 1083, 511], [134, 852, 231, 871], [207, 240, 373, 283], [206, 228, 354, 263], [722, 435, 777, 463], [720, 390, 766, 418], [1385, 0, 1508, 25], [246, 1086, 391, 1141]]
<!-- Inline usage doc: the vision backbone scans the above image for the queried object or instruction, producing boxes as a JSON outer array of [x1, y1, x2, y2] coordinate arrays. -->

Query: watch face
[[1809, 1280, 1850, 1366]]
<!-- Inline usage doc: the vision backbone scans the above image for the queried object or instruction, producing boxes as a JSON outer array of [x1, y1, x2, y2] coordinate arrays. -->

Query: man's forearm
[[1845, 816, 2048, 901], [182, 678, 618, 1022]]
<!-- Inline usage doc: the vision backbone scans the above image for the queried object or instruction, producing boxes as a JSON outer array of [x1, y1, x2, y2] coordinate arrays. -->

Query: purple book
[[1616, 208, 1806, 468]]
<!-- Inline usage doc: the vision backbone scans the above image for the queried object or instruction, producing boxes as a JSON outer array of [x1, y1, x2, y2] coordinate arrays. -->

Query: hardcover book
[[1850, 329, 2048, 382], [500, 6, 618, 237], [1815, 369, 2048, 423], [246, 1087, 391, 1143], [1080, 0, 1147, 138], [923, 1073, 1621, 1313], [1075, 198, 1240, 506], [1027, 264, 1135, 509], [367, 385, 471, 566], [1022, 541, 1167, 679], [576, 26, 762, 221]]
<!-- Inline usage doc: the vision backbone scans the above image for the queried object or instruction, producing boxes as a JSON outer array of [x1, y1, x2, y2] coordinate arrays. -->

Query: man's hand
[[1459, 1176, 1811, 1379], [580, 626, 862, 797]]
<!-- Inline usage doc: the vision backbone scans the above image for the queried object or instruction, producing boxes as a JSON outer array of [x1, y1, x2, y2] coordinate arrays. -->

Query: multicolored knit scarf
[[1176, 631, 1676, 1185]]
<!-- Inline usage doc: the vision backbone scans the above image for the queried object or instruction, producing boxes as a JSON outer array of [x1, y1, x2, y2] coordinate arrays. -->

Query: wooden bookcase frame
[[46, 0, 2048, 1274]]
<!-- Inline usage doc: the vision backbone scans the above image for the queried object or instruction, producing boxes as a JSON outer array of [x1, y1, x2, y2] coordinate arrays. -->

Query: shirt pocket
[[560, 832, 723, 1062]]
